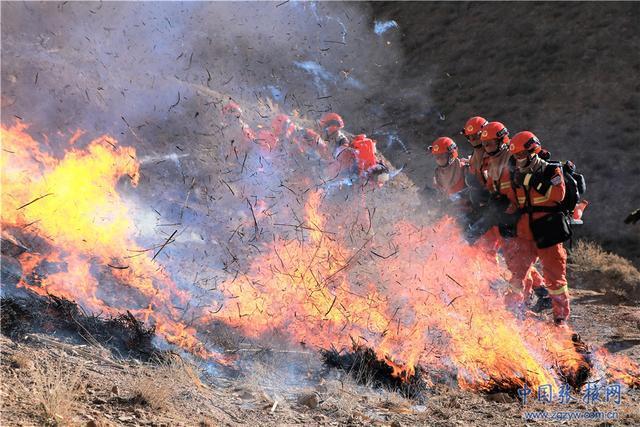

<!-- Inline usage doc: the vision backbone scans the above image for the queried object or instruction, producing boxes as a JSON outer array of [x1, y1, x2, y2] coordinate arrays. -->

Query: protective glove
[[625, 209, 640, 225]]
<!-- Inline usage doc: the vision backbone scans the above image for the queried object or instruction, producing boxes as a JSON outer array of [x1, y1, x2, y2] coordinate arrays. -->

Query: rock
[[1, 232, 29, 257], [391, 421, 402, 427], [238, 391, 254, 400], [92, 397, 108, 405], [297, 392, 320, 409], [85, 421, 98, 427], [118, 415, 134, 422], [111, 385, 119, 396], [412, 405, 427, 413]]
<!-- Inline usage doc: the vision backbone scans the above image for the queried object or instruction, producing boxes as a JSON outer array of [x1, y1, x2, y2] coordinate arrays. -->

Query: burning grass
[[322, 345, 431, 401], [2, 119, 640, 405], [1, 291, 158, 360]]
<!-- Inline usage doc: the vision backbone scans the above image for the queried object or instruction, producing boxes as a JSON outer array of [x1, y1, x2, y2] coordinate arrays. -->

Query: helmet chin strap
[[487, 145, 504, 157]]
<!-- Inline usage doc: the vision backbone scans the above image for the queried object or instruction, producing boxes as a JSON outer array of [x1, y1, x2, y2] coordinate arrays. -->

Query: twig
[[107, 264, 129, 270], [16, 193, 53, 210], [168, 91, 181, 112], [370, 249, 398, 259], [445, 273, 465, 288], [325, 294, 337, 317], [151, 229, 178, 261], [246, 198, 259, 238]]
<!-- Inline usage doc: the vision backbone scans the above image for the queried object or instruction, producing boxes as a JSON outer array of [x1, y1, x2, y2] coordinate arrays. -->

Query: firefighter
[[461, 116, 489, 185], [272, 114, 327, 156], [429, 137, 468, 197], [478, 123, 550, 315], [340, 134, 389, 185], [319, 112, 351, 156], [507, 131, 570, 326]]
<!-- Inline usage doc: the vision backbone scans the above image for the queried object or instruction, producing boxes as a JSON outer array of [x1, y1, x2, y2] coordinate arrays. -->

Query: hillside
[[368, 1, 640, 266]]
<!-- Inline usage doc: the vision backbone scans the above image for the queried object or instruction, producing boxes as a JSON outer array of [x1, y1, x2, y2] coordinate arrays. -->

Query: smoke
[[1, 1, 431, 369], [2, 1, 409, 135]]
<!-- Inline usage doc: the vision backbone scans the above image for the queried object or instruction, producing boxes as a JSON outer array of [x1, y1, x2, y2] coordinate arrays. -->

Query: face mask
[[516, 156, 530, 168]]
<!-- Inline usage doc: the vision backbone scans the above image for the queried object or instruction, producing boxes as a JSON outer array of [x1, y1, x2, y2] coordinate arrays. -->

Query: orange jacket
[[511, 165, 566, 240], [468, 148, 488, 185], [484, 162, 514, 201], [434, 158, 468, 196]]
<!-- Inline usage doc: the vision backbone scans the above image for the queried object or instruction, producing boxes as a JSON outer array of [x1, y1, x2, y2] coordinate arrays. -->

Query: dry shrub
[[17, 356, 85, 426], [239, 358, 288, 404], [568, 240, 640, 301], [321, 377, 362, 415], [131, 356, 203, 410]]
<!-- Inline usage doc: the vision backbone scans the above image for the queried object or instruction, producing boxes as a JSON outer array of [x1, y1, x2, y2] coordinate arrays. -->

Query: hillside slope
[[369, 1, 640, 265]]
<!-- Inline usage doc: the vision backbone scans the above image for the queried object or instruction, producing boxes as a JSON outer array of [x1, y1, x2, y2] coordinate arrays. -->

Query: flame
[[1, 122, 214, 357], [2, 120, 638, 392]]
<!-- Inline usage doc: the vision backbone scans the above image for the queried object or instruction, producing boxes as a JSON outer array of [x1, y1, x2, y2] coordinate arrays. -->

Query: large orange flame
[[1, 123, 213, 357], [2, 121, 638, 392]]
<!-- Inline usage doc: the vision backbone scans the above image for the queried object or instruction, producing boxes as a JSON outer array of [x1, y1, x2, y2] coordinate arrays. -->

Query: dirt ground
[[1, 286, 638, 427]]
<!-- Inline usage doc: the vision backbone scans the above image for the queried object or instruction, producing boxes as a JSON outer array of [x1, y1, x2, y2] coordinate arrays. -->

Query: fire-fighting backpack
[[546, 160, 586, 217], [527, 160, 587, 248]]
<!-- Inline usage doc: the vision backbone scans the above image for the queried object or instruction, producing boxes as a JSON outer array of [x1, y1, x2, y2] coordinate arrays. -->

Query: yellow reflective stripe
[[500, 182, 511, 189], [517, 197, 526, 204], [533, 186, 553, 204], [548, 285, 568, 295], [523, 173, 532, 187]]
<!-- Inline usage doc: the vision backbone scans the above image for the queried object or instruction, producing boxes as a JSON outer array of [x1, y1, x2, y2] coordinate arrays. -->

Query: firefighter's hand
[[624, 209, 640, 225], [513, 171, 527, 187]]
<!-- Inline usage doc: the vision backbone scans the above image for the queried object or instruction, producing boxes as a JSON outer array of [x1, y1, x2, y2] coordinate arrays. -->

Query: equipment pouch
[[530, 212, 572, 248]]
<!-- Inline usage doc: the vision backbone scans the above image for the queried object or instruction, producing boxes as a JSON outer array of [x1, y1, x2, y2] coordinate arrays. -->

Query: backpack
[[544, 160, 586, 215]]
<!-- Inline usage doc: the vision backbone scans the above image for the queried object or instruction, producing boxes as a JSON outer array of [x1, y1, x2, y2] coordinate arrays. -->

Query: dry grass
[[131, 356, 203, 410], [568, 240, 640, 301], [16, 356, 85, 426]]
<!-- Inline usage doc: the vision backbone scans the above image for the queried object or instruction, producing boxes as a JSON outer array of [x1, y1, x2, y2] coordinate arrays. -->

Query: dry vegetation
[[131, 357, 201, 410], [14, 354, 85, 426], [568, 240, 640, 302]]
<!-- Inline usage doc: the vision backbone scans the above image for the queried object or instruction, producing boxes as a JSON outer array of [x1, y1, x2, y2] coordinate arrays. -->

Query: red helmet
[[428, 137, 458, 159], [319, 112, 344, 135], [462, 116, 488, 138], [480, 121, 510, 144], [509, 131, 542, 155], [222, 101, 242, 118], [271, 114, 294, 139]]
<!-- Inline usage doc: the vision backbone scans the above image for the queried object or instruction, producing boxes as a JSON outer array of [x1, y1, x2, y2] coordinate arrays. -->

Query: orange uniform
[[434, 158, 468, 196], [468, 147, 488, 186], [482, 150, 547, 299], [505, 162, 569, 322]]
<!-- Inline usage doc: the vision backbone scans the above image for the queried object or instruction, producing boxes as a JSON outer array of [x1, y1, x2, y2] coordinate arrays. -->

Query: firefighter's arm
[[625, 209, 640, 224], [499, 169, 516, 205]]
